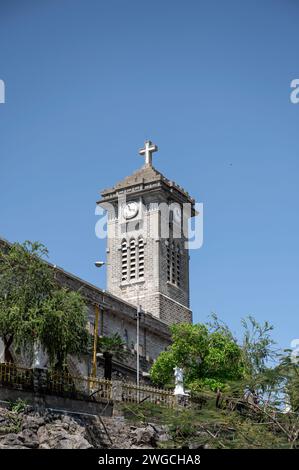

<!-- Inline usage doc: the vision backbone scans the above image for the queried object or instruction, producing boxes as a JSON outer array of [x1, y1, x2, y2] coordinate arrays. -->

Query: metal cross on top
[[139, 140, 158, 166]]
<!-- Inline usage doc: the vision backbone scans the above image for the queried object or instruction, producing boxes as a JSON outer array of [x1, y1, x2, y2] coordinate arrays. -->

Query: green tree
[[147, 318, 299, 448], [0, 241, 88, 369], [39, 289, 89, 369], [241, 315, 277, 377], [278, 351, 299, 413], [150, 322, 244, 392]]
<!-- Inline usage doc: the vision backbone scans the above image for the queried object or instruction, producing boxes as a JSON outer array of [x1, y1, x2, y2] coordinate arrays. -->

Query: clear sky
[[0, 0, 298, 349]]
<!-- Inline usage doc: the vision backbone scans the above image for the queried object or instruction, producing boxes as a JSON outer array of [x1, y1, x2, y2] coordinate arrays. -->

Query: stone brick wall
[[106, 206, 160, 315], [159, 294, 192, 325], [159, 237, 190, 307], [105, 202, 192, 326]]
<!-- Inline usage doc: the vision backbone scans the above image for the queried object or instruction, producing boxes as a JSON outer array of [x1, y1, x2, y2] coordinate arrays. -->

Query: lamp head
[[94, 261, 105, 268]]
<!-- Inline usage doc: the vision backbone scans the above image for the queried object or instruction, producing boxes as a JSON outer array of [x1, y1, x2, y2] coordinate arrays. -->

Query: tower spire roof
[[98, 140, 195, 208]]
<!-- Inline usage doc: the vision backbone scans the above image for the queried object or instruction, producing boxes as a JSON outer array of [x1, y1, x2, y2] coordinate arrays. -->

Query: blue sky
[[0, 0, 298, 349]]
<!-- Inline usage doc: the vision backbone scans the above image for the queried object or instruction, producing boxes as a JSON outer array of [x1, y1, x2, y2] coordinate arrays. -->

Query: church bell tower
[[97, 141, 195, 326]]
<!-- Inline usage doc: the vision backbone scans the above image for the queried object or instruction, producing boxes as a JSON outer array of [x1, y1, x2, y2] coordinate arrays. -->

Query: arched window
[[138, 237, 144, 278], [171, 241, 176, 284], [166, 240, 181, 287], [166, 241, 170, 282], [121, 239, 128, 281], [122, 237, 146, 282], [129, 238, 136, 280], [176, 245, 181, 287]]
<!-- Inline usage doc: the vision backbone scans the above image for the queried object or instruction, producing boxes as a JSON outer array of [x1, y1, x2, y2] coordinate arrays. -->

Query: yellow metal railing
[[0, 362, 33, 390], [46, 371, 112, 401], [123, 382, 176, 408], [88, 377, 113, 401], [0, 363, 174, 407]]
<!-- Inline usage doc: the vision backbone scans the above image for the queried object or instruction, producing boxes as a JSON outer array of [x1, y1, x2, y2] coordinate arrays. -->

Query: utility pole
[[136, 300, 143, 403], [92, 260, 107, 384], [92, 303, 100, 380], [136, 303, 141, 388]]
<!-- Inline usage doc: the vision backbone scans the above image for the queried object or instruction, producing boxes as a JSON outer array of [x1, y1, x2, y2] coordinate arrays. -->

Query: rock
[[188, 442, 205, 449], [150, 424, 170, 443], [55, 435, 92, 449], [0, 443, 29, 449], [37, 421, 92, 449], [0, 404, 181, 450], [22, 415, 45, 432], [18, 429, 39, 449], [132, 425, 157, 447], [157, 432, 170, 442], [0, 433, 24, 447]]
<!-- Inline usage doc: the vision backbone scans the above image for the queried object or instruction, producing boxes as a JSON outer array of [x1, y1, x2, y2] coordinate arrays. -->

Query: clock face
[[123, 201, 139, 219]]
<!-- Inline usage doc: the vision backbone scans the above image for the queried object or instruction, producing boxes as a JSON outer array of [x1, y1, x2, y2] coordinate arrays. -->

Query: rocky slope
[[0, 406, 170, 449]]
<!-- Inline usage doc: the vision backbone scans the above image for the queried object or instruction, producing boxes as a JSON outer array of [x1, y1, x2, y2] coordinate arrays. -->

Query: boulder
[[18, 429, 39, 449], [0, 433, 24, 447], [37, 422, 92, 449], [132, 425, 157, 447]]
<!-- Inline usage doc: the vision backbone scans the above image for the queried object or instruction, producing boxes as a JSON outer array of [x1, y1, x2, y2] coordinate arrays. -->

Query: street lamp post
[[135, 286, 143, 403], [95, 260, 143, 397], [92, 260, 108, 382], [92, 303, 100, 380], [136, 303, 141, 390]]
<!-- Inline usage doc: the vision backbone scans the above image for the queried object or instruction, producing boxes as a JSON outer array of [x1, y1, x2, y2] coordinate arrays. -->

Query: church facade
[[0, 141, 196, 381]]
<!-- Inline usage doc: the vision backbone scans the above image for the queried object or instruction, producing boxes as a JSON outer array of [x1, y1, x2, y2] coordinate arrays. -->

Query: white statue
[[173, 366, 187, 396]]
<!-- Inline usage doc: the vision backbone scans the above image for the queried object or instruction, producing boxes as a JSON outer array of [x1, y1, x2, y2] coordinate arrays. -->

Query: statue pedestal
[[32, 367, 48, 397], [174, 384, 187, 396], [175, 394, 190, 407]]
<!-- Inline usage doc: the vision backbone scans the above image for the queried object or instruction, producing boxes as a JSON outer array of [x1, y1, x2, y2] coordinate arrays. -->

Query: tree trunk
[[3, 335, 14, 363]]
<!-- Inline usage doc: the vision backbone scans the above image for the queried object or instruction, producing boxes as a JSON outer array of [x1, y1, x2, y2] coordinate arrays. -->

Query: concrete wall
[[0, 387, 113, 417]]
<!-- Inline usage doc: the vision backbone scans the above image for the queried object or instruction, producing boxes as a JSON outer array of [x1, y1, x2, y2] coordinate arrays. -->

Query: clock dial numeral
[[123, 202, 139, 219]]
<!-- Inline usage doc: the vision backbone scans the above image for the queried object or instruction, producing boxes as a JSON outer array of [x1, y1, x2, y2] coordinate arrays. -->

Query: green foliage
[[286, 367, 299, 412], [0, 241, 55, 354], [39, 289, 89, 369], [8, 398, 28, 414], [149, 350, 176, 387], [150, 322, 244, 392], [241, 315, 277, 376], [0, 241, 89, 368], [278, 352, 299, 412], [97, 333, 128, 361], [0, 414, 22, 435], [149, 316, 299, 448], [121, 400, 293, 449]]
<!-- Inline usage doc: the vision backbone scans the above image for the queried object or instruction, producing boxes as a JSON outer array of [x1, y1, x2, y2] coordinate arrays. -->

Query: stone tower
[[97, 141, 195, 326]]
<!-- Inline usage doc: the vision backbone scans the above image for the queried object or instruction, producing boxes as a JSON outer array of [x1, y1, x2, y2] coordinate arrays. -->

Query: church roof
[[101, 164, 165, 193], [99, 163, 195, 205]]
